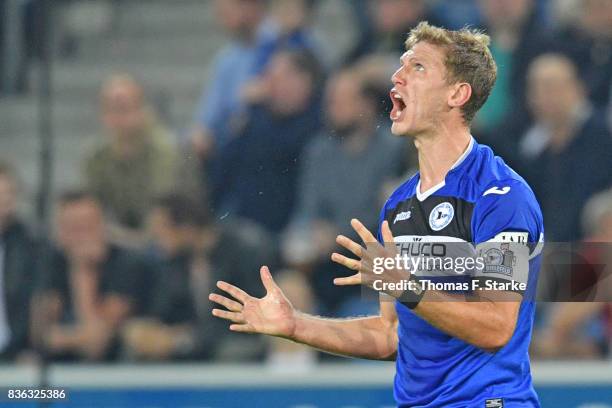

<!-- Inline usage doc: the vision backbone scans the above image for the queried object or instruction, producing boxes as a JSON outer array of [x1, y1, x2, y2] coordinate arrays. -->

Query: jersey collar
[[415, 136, 476, 202]]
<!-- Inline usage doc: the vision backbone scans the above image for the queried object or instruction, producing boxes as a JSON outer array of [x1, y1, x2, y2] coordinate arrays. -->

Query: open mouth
[[389, 88, 406, 121]]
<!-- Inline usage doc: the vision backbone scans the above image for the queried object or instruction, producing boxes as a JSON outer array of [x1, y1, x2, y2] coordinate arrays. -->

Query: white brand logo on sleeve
[[488, 231, 529, 243], [428, 202, 454, 231], [483, 186, 511, 196]]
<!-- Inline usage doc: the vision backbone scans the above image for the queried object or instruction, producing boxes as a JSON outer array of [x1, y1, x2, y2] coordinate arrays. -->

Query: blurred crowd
[[0, 0, 611, 366]]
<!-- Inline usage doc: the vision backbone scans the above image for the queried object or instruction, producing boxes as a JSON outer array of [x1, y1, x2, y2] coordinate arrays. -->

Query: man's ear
[[448, 82, 472, 109]]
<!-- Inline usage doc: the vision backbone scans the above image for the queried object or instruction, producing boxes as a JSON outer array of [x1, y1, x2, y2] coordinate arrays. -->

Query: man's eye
[[415, 63, 424, 71]]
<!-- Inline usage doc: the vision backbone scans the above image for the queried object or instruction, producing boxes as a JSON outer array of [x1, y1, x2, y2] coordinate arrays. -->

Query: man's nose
[[391, 67, 404, 86]]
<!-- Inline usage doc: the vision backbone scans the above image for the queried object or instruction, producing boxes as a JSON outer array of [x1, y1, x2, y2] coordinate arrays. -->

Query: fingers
[[212, 308, 244, 323], [209, 293, 243, 312], [335, 235, 363, 258], [333, 273, 362, 286], [331, 252, 361, 271], [216, 281, 249, 303], [260, 266, 279, 294], [229, 324, 256, 333], [351, 218, 377, 244], [381, 220, 395, 243]]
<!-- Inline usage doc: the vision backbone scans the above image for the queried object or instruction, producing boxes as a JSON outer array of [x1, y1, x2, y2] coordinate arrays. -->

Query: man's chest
[[384, 195, 475, 242]]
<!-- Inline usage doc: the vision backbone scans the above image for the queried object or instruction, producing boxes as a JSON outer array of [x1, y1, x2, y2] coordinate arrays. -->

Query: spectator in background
[[532, 188, 612, 360], [122, 193, 275, 361], [429, 0, 482, 30], [241, 0, 321, 105], [518, 54, 612, 242], [549, 0, 612, 109], [344, 0, 443, 64], [31, 191, 151, 361], [213, 49, 324, 234], [474, 0, 548, 134], [190, 0, 319, 154], [84, 74, 180, 248], [0, 163, 37, 361], [284, 65, 404, 314], [253, 0, 320, 71], [189, 0, 268, 160]]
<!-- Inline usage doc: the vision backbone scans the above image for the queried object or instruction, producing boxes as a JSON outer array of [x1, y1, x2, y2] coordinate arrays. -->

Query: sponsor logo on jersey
[[489, 231, 528, 244], [485, 398, 504, 408], [393, 211, 412, 224], [429, 202, 454, 231]]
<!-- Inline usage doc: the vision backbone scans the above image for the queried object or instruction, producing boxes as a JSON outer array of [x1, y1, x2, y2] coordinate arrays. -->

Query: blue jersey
[[380, 138, 544, 407]]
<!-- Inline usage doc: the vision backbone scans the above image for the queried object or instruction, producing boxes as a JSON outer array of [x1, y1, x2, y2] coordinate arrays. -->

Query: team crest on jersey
[[429, 202, 454, 231]]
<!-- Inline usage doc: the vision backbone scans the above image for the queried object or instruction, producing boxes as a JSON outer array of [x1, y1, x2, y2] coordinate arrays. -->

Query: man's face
[[0, 175, 16, 231], [479, 0, 531, 29], [582, 0, 612, 38], [214, 0, 263, 37], [57, 199, 106, 262], [266, 54, 313, 116], [149, 208, 191, 257], [389, 42, 452, 136], [100, 80, 147, 139], [372, 0, 424, 33], [527, 56, 582, 124], [326, 72, 368, 133]]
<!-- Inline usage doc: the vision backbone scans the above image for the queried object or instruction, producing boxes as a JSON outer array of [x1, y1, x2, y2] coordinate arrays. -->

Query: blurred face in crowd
[[149, 207, 194, 257], [0, 174, 17, 232], [326, 71, 373, 135], [266, 53, 314, 116], [390, 42, 456, 136], [527, 54, 584, 124], [99, 76, 148, 140], [57, 198, 107, 263], [479, 0, 532, 30], [371, 0, 425, 33], [270, 0, 311, 33], [581, 0, 612, 38], [214, 0, 265, 39]]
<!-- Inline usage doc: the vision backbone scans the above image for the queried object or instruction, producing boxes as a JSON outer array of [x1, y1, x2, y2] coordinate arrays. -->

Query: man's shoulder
[[464, 144, 543, 240], [462, 142, 536, 201], [454, 142, 543, 237]]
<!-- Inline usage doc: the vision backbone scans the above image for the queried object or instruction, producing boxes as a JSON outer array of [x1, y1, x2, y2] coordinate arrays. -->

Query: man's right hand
[[209, 266, 296, 339]]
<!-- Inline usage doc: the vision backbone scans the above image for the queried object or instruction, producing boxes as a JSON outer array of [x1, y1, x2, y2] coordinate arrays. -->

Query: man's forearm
[[290, 313, 397, 360], [412, 290, 520, 351]]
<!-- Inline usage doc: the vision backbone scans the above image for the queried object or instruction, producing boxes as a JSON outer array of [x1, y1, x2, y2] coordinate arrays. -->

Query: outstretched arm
[[332, 219, 521, 352], [209, 266, 398, 360]]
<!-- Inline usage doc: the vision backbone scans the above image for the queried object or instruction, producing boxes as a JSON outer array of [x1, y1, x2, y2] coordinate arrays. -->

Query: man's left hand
[[331, 219, 410, 298]]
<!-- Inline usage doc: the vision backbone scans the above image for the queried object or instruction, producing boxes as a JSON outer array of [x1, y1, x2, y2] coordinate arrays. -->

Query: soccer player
[[209, 22, 544, 407]]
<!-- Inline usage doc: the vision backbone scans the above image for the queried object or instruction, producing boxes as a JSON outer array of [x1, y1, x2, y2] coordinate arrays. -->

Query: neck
[[414, 126, 472, 192], [545, 102, 587, 152], [548, 123, 576, 152], [493, 26, 520, 50]]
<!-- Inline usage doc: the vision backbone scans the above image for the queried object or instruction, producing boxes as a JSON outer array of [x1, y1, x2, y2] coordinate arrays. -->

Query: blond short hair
[[405, 22, 497, 123]]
